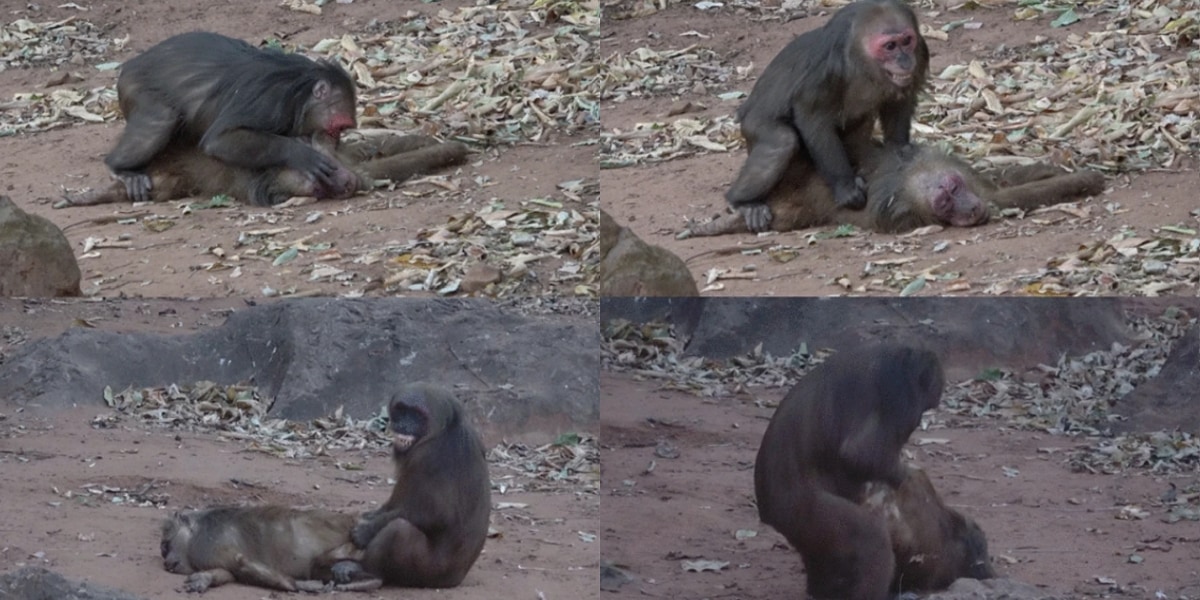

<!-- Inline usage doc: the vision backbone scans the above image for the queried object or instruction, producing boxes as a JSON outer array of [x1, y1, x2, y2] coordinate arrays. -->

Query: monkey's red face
[[929, 172, 988, 227], [867, 28, 920, 87]]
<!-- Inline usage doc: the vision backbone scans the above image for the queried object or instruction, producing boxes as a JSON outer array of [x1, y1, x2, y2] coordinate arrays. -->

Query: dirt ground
[[1, 0, 597, 299], [599, 2, 1200, 296], [600, 372, 1200, 599], [0, 405, 599, 600]]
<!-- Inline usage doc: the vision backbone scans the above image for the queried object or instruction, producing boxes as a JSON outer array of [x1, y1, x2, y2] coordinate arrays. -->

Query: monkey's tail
[[676, 213, 749, 239], [992, 171, 1105, 211]]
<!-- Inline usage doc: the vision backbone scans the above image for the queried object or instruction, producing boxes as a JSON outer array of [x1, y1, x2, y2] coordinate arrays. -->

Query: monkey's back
[[187, 505, 357, 578]]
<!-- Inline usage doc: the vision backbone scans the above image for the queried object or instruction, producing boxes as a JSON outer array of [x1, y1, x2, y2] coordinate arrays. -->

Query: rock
[[924, 577, 1062, 600], [0, 196, 81, 297], [461, 264, 502, 294], [600, 209, 698, 297], [0, 566, 144, 600]]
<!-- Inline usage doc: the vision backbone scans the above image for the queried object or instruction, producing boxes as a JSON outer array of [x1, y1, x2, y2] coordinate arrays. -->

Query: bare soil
[[599, 4, 1200, 296], [600, 372, 1200, 598], [1, 0, 596, 299]]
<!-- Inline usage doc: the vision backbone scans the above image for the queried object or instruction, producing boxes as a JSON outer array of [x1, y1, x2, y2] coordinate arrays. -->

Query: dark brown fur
[[726, 0, 929, 230], [862, 465, 996, 593], [65, 131, 470, 207], [351, 383, 491, 588], [103, 32, 359, 203], [754, 345, 945, 600], [600, 209, 699, 297], [683, 144, 1106, 237], [160, 505, 381, 593]]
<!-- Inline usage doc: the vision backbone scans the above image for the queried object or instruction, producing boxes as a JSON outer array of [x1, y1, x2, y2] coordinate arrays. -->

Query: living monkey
[[159, 505, 382, 593], [754, 345, 945, 600], [104, 31, 358, 203], [351, 383, 492, 587], [727, 0, 928, 231], [63, 131, 471, 207]]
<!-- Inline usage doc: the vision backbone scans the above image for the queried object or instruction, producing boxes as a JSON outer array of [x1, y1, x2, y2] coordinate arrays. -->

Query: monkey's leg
[[725, 124, 798, 232], [183, 569, 236, 593], [229, 555, 299, 592], [991, 172, 1105, 212], [797, 493, 894, 600], [103, 101, 181, 203], [361, 517, 458, 588], [677, 212, 749, 239], [59, 183, 127, 207], [354, 142, 471, 184]]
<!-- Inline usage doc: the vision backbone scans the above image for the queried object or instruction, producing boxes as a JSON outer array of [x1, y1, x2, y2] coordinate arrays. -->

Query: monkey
[[104, 31, 358, 203], [681, 143, 1106, 237], [862, 465, 996, 593], [600, 209, 699, 297], [754, 345, 945, 600], [62, 131, 471, 207], [159, 505, 382, 593], [350, 383, 491, 588], [726, 0, 929, 231]]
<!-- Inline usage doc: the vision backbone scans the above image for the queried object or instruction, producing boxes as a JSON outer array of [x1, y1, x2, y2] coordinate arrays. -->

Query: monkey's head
[[386, 383, 462, 457], [910, 168, 989, 228], [301, 62, 358, 142], [855, 2, 926, 89], [160, 511, 199, 574]]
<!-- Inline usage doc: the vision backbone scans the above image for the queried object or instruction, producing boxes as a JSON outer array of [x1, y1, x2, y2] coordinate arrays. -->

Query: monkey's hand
[[832, 178, 867, 209], [115, 171, 153, 204], [737, 203, 773, 233], [285, 142, 347, 189], [351, 515, 385, 548], [183, 572, 214, 593]]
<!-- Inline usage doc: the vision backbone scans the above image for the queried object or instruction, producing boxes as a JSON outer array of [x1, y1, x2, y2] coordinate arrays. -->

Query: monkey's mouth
[[889, 72, 912, 87], [393, 433, 416, 452]]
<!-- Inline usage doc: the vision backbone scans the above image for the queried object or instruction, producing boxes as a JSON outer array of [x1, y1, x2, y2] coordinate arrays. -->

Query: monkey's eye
[[884, 41, 897, 52], [900, 35, 914, 47]]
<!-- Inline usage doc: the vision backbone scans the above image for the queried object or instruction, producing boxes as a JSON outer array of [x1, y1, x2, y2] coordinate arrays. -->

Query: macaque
[[754, 345, 945, 599], [601, 209, 699, 297], [159, 505, 381, 593], [682, 144, 1105, 237], [863, 465, 996, 592], [351, 383, 492, 587], [726, 0, 928, 231], [64, 131, 470, 207], [104, 31, 358, 203]]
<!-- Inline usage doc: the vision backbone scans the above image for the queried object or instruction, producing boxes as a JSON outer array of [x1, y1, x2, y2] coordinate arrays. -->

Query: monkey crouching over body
[[754, 345, 994, 599], [350, 383, 492, 588], [159, 505, 382, 593], [726, 0, 929, 231], [682, 144, 1106, 237]]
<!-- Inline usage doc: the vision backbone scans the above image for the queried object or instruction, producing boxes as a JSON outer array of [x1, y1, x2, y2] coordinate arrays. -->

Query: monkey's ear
[[312, 79, 332, 100]]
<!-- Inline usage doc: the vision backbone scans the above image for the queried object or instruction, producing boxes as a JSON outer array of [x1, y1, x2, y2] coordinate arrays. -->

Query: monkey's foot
[[183, 572, 214, 593], [114, 172, 153, 204], [294, 579, 334, 593], [335, 578, 384, 592], [737, 203, 772, 232]]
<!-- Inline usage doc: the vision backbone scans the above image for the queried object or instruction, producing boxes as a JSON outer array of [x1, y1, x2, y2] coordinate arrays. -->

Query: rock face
[[0, 298, 597, 440], [0, 567, 144, 600], [0, 196, 81, 297]]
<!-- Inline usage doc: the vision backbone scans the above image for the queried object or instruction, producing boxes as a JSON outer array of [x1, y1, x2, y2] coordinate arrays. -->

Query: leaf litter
[[89, 380, 598, 496], [3, 1, 601, 298], [598, 1, 1200, 296], [602, 308, 1200, 516]]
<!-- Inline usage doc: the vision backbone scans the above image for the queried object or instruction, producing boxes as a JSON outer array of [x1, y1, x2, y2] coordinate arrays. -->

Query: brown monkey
[[351, 383, 491, 587], [600, 209, 699, 297], [862, 465, 995, 593], [64, 131, 470, 207], [683, 144, 1105, 237], [160, 505, 382, 593], [754, 345, 945, 600], [727, 0, 928, 231], [105, 31, 357, 202]]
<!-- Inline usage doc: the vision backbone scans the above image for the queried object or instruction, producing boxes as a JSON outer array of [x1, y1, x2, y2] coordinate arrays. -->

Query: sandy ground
[[600, 372, 1200, 599], [600, 3, 1200, 296], [0, 405, 599, 599], [1, 0, 597, 299]]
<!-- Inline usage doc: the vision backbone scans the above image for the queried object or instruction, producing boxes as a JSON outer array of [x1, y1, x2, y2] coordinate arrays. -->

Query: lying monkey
[[160, 505, 382, 593], [682, 144, 1105, 237], [63, 130, 470, 208], [863, 465, 996, 593]]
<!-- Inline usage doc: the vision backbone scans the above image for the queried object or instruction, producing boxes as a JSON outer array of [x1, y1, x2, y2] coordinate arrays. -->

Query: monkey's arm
[[793, 114, 865, 209], [351, 507, 408, 548], [838, 414, 907, 486], [353, 142, 471, 183], [201, 129, 345, 187], [879, 98, 916, 147], [183, 569, 237, 593], [229, 555, 299, 592]]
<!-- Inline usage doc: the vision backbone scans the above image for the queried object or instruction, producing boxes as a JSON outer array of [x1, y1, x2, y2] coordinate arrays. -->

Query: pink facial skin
[[867, 28, 919, 86], [929, 172, 988, 227]]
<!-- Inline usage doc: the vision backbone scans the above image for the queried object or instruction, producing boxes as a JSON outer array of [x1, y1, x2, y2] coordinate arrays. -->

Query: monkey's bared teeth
[[393, 434, 416, 451]]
